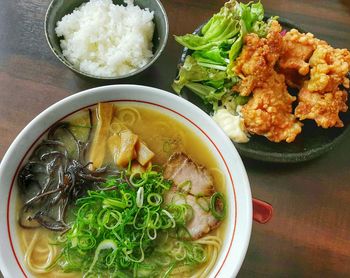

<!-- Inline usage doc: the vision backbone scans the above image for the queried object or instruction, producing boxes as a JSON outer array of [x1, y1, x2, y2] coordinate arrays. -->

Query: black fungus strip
[[17, 113, 108, 232]]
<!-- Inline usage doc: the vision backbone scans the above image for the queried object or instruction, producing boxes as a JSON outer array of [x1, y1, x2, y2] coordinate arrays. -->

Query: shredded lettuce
[[172, 0, 270, 111], [222, 93, 250, 114]]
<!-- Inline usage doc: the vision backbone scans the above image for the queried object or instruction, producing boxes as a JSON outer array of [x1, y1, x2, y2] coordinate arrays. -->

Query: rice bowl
[[45, 0, 169, 80], [56, 0, 155, 77]]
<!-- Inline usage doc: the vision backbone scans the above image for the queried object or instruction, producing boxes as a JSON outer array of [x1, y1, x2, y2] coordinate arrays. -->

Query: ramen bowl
[[0, 85, 252, 277]]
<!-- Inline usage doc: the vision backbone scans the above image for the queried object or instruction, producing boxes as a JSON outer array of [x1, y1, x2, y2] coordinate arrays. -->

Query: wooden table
[[1, 0, 350, 277]]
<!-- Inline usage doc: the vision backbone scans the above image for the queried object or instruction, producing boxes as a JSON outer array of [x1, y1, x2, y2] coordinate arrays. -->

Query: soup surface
[[16, 103, 227, 277]]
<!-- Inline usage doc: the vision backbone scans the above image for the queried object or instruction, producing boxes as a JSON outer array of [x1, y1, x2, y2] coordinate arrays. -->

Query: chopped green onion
[[178, 180, 192, 193], [53, 168, 223, 276], [147, 228, 157, 240], [161, 209, 176, 229], [103, 198, 128, 209], [104, 211, 122, 230], [136, 187, 144, 208], [147, 193, 162, 206], [130, 172, 147, 187], [85, 239, 117, 275], [77, 234, 96, 250], [196, 196, 210, 212], [210, 192, 226, 220]]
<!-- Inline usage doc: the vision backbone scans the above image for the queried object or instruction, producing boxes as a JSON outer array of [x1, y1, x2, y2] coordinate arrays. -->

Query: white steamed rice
[[55, 0, 155, 77]]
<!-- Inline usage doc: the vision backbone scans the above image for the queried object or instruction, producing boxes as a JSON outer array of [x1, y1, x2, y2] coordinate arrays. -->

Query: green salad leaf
[[237, 1, 264, 33], [192, 47, 227, 66], [172, 56, 227, 94], [172, 0, 271, 112], [174, 1, 240, 51]]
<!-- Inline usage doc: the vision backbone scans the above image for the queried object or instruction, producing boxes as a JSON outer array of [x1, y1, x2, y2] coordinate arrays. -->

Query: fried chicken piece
[[295, 87, 348, 128], [233, 20, 283, 96], [306, 44, 350, 93], [241, 72, 302, 143], [292, 38, 350, 128], [279, 29, 322, 75], [235, 21, 303, 142], [278, 29, 326, 88]]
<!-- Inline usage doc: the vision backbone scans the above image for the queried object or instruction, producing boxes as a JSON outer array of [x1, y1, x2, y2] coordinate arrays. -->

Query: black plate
[[177, 17, 350, 163]]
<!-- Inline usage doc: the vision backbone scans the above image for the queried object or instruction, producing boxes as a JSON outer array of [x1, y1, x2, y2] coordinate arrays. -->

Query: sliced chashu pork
[[164, 152, 214, 196], [165, 191, 220, 239], [164, 152, 221, 240]]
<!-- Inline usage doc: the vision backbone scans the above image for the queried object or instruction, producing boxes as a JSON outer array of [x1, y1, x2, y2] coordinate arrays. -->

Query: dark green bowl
[[45, 0, 168, 80], [178, 17, 350, 163]]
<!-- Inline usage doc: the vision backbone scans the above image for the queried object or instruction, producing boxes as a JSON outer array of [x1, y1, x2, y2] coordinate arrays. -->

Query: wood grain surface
[[0, 0, 350, 277]]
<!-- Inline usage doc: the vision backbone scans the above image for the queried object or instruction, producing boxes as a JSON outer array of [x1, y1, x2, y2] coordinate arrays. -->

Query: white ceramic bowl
[[0, 85, 252, 278]]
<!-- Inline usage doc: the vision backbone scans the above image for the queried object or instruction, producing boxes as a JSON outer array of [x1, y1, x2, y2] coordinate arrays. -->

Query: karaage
[[306, 44, 350, 93], [233, 20, 283, 96], [295, 87, 348, 128], [242, 72, 302, 143], [278, 29, 325, 88], [293, 44, 350, 128], [233, 20, 349, 143]]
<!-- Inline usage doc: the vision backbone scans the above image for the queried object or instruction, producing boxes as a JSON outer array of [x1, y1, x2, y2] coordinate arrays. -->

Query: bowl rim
[[0, 85, 252, 278], [44, 0, 169, 80]]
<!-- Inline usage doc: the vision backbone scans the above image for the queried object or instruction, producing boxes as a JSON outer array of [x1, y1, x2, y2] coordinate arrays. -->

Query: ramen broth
[[16, 104, 227, 277]]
